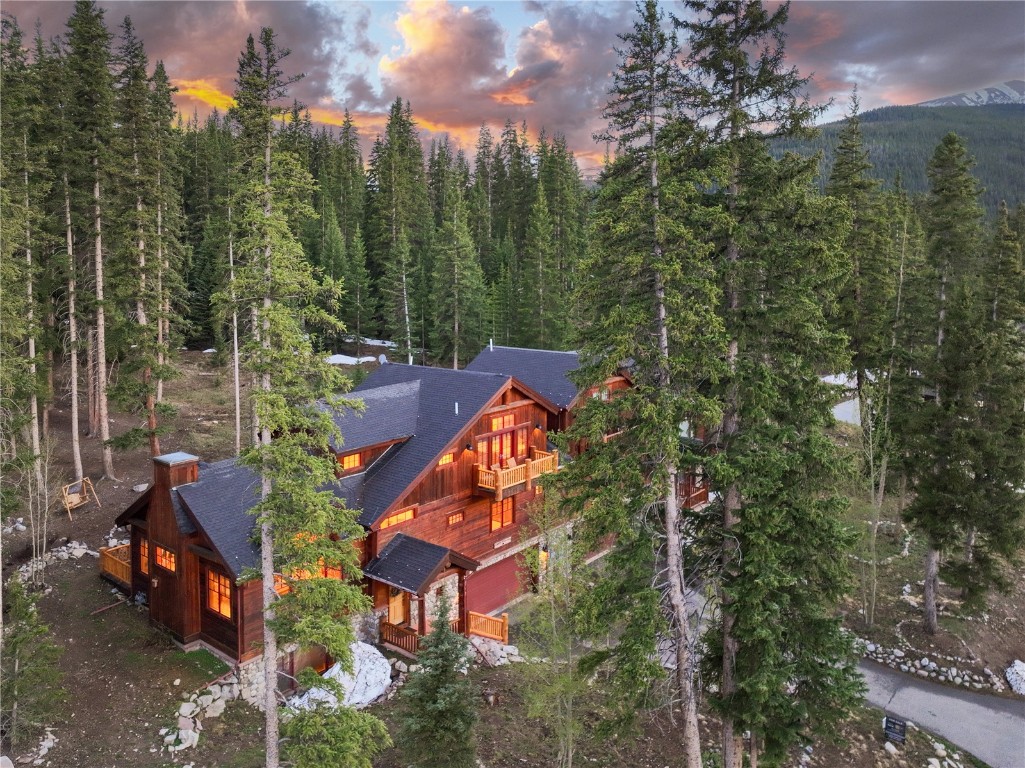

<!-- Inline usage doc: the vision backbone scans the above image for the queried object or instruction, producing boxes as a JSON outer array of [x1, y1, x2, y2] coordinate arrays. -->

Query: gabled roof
[[351, 364, 513, 526], [466, 345, 581, 410], [363, 533, 478, 594], [326, 380, 420, 454], [171, 459, 364, 580], [174, 459, 261, 579]]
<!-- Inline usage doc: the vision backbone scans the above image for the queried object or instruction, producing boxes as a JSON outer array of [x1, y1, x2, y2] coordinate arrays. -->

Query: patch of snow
[[325, 354, 377, 366], [832, 398, 861, 426], [1005, 659, 1025, 695], [288, 642, 391, 710]]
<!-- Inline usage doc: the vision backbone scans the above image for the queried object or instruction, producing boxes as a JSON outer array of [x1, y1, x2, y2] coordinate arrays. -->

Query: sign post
[[883, 715, 907, 744]]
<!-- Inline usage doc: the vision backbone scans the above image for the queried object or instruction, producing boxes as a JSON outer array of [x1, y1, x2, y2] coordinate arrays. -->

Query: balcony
[[474, 448, 559, 500]]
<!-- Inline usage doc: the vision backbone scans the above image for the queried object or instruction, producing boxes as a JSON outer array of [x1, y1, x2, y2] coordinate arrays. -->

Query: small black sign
[[884, 716, 907, 744]]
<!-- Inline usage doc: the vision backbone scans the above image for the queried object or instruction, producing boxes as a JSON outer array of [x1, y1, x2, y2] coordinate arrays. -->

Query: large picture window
[[206, 569, 232, 620], [490, 497, 514, 531]]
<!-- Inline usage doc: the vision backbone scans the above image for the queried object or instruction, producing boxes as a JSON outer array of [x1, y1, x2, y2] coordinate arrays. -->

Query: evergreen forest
[[2, 2, 1024, 768]]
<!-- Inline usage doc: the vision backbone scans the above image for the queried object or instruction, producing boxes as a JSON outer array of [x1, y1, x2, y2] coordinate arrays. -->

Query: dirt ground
[[0, 352, 1013, 766]]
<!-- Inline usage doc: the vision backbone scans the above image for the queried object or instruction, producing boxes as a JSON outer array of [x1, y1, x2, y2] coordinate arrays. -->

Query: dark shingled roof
[[351, 364, 510, 527], [363, 533, 478, 594], [466, 345, 580, 410], [174, 459, 261, 579], [326, 380, 420, 454], [172, 459, 368, 579]]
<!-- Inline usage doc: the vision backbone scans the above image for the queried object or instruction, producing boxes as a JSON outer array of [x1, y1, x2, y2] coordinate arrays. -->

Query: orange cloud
[[490, 83, 535, 107], [174, 79, 235, 112]]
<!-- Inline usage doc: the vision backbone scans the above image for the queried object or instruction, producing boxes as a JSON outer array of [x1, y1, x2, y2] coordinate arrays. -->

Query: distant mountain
[[918, 80, 1025, 108], [773, 104, 1024, 214]]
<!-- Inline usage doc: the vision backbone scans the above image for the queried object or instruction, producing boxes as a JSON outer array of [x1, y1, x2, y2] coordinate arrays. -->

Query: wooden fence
[[99, 544, 131, 588]]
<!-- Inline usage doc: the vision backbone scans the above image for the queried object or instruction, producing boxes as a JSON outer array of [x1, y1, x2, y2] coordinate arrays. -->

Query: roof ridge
[[488, 345, 578, 355]]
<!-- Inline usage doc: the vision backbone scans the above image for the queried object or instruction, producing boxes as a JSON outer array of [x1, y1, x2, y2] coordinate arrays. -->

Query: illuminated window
[[380, 507, 415, 529], [274, 573, 291, 595], [437, 452, 454, 467], [447, 511, 464, 526], [155, 545, 176, 573], [321, 560, 342, 580], [490, 498, 514, 531], [516, 427, 527, 457], [139, 538, 150, 575], [206, 570, 232, 619], [341, 453, 361, 471], [490, 413, 514, 431]]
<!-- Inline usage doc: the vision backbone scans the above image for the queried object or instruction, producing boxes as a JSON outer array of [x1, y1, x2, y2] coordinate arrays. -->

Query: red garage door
[[465, 554, 527, 615]]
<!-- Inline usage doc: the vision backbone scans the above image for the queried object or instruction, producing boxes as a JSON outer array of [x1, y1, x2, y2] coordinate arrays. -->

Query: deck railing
[[467, 611, 509, 645], [379, 620, 420, 657], [99, 543, 131, 588], [475, 449, 559, 500]]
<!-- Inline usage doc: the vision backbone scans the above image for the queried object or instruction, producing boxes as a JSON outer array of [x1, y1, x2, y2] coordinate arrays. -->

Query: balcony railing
[[380, 621, 420, 657], [379, 611, 509, 657], [475, 448, 559, 500], [467, 611, 509, 644], [99, 543, 131, 589]]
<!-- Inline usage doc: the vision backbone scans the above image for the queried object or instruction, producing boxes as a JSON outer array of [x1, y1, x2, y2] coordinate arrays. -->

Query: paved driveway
[[860, 661, 1025, 768]]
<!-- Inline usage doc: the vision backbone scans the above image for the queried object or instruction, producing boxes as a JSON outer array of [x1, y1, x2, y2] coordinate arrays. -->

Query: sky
[[5, 0, 1024, 174]]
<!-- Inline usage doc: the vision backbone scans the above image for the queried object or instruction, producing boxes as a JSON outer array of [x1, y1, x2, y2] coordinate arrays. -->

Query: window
[[155, 545, 176, 573], [447, 511, 464, 526], [321, 560, 342, 580], [274, 573, 291, 596], [379, 507, 415, 529], [479, 413, 528, 467], [139, 538, 150, 575], [206, 570, 232, 620], [437, 452, 454, 467], [490, 498, 514, 531], [340, 453, 361, 471]]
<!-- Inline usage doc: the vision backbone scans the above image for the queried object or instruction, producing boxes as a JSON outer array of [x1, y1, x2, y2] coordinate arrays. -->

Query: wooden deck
[[475, 449, 558, 500], [99, 544, 131, 590]]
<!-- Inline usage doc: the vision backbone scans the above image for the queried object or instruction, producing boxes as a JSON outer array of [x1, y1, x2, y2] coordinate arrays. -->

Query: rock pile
[[2, 517, 27, 534], [1005, 659, 1025, 695], [288, 642, 392, 711], [160, 677, 240, 754], [859, 641, 1007, 693], [468, 636, 526, 667]]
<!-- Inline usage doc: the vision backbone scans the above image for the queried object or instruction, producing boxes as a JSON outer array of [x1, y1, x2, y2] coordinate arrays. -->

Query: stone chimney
[[152, 451, 199, 492]]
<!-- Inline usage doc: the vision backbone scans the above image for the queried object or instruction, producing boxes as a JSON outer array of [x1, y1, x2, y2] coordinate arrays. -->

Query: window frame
[[490, 497, 514, 531], [379, 507, 416, 530], [205, 568, 233, 621], [447, 511, 464, 526], [340, 453, 362, 472], [138, 537, 150, 576], [154, 544, 176, 573]]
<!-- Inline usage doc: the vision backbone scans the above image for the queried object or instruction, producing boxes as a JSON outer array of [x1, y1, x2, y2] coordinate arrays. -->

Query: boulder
[[178, 701, 199, 718], [1005, 659, 1025, 695], [133, 483, 149, 493], [289, 642, 391, 711], [883, 741, 898, 755], [1, 757, 13, 768], [205, 698, 226, 718]]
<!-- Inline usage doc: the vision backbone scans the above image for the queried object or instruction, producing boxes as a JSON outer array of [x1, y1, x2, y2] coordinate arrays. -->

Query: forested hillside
[[775, 104, 1024, 213]]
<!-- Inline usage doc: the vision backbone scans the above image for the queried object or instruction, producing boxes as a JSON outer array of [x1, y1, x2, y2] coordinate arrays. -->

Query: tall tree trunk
[[156, 178, 166, 403], [923, 544, 940, 634], [87, 327, 98, 437], [648, 69, 702, 768], [229, 206, 242, 455], [260, 131, 280, 768], [93, 162, 116, 479], [136, 151, 160, 456], [65, 173, 84, 481], [24, 145, 44, 499]]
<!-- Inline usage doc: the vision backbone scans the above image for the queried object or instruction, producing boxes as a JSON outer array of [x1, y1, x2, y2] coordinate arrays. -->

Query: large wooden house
[[101, 348, 705, 670]]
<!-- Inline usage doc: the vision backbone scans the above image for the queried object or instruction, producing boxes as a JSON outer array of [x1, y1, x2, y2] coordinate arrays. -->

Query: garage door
[[465, 554, 527, 615]]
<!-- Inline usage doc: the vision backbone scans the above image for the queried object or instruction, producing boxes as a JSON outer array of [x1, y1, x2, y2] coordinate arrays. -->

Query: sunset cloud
[[5, 0, 1021, 169]]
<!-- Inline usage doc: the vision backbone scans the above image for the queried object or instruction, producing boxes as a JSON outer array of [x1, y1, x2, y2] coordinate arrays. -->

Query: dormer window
[[340, 453, 361, 471]]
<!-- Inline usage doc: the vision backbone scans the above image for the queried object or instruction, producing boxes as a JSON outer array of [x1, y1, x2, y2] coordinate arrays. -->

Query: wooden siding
[[369, 383, 552, 562], [238, 580, 264, 662]]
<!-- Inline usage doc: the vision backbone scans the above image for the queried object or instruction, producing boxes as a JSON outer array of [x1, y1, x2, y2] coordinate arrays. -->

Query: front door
[[388, 588, 409, 625]]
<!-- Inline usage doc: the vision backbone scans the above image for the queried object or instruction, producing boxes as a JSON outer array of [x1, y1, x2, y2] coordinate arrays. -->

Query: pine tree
[[0, 579, 65, 749], [66, 0, 117, 478], [395, 593, 477, 768], [517, 187, 558, 348], [901, 134, 1025, 633], [226, 29, 380, 768], [343, 225, 377, 358], [430, 183, 486, 368], [678, 2, 863, 763], [559, 3, 718, 764]]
